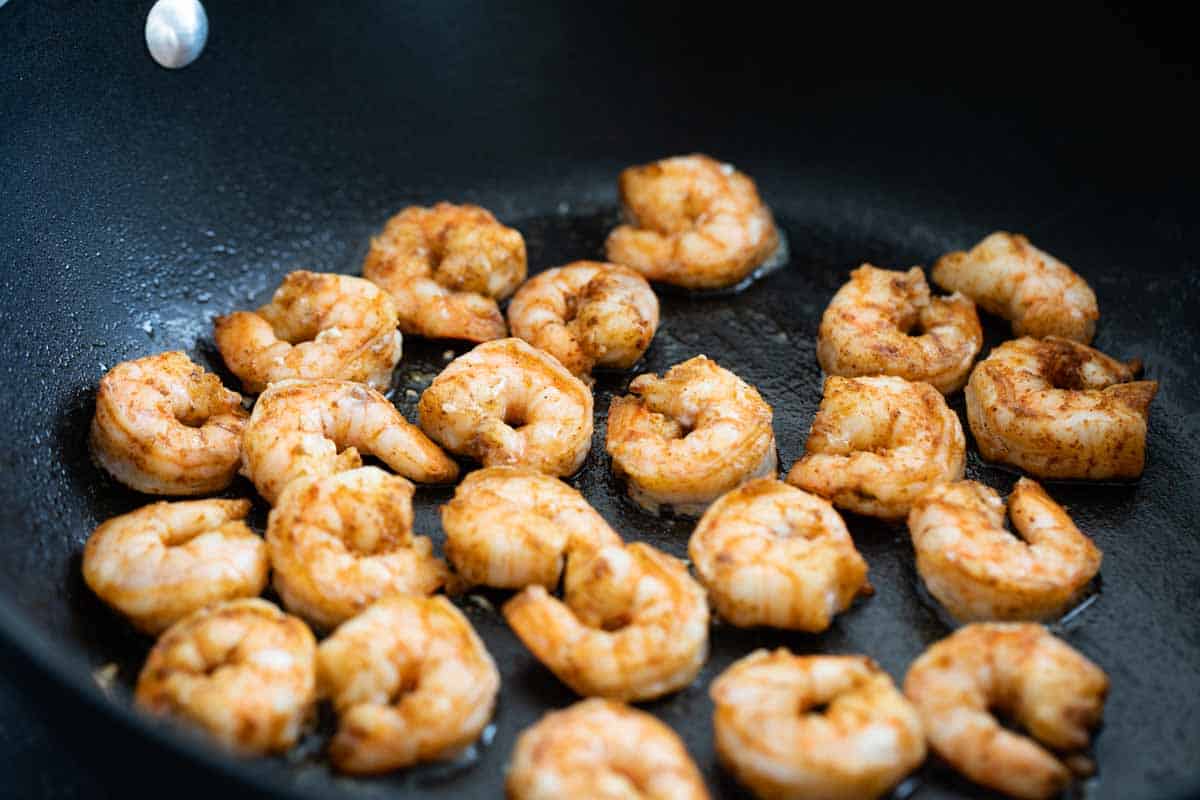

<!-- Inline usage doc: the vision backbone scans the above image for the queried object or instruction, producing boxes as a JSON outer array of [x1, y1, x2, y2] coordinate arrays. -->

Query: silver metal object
[[145, 0, 208, 69]]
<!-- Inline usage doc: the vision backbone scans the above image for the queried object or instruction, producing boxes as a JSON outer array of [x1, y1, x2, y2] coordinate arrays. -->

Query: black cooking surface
[[1, 2, 1198, 798]]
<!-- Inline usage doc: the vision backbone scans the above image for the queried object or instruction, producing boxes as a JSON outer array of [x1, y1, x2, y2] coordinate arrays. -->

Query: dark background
[[1, 2, 1197, 798]]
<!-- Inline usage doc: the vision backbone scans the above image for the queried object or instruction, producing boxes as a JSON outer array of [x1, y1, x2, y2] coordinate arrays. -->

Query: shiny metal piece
[[145, 0, 208, 69]]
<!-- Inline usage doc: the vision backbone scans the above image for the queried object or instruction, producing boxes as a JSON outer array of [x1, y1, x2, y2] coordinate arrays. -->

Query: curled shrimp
[[688, 478, 870, 632], [711, 649, 926, 800], [83, 499, 267, 635], [506, 260, 659, 378], [933, 232, 1099, 343], [507, 698, 710, 800], [363, 202, 526, 342], [135, 598, 317, 755], [965, 337, 1157, 479], [908, 478, 1101, 622], [90, 351, 248, 495], [441, 466, 621, 590], [317, 595, 500, 774], [418, 338, 593, 477], [241, 379, 458, 504], [503, 542, 709, 702], [787, 375, 965, 519], [904, 623, 1108, 800], [267, 467, 449, 630], [817, 264, 982, 393], [605, 154, 782, 290], [606, 355, 777, 516], [214, 271, 403, 394]]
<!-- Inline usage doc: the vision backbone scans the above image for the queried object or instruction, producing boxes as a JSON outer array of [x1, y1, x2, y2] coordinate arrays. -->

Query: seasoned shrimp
[[241, 379, 458, 504], [83, 499, 267, 635], [506, 261, 659, 377], [933, 232, 1099, 343], [904, 623, 1108, 800], [712, 650, 926, 800], [689, 478, 869, 632], [503, 542, 709, 702], [817, 264, 982, 394], [267, 467, 448, 630], [135, 598, 317, 755], [214, 271, 403, 393], [317, 595, 500, 774], [442, 466, 621, 590], [909, 479, 1101, 622], [787, 375, 965, 519], [90, 351, 248, 495], [507, 698, 710, 800], [418, 338, 593, 476], [605, 154, 782, 290], [606, 355, 777, 516], [965, 337, 1157, 479], [363, 203, 526, 342]]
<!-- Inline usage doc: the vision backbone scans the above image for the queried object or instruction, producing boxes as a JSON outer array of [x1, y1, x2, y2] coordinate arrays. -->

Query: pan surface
[[2, 2, 1198, 798]]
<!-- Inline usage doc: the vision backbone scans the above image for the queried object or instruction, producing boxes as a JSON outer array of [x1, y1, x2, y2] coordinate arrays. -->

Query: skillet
[[1, 2, 1198, 798]]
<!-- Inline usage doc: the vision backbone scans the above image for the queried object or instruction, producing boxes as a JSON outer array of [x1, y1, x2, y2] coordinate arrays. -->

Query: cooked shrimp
[[688, 478, 870, 632], [787, 375, 965, 519], [363, 202, 526, 342], [135, 598, 317, 755], [817, 264, 982, 393], [503, 542, 709, 702], [441, 466, 621, 590], [507, 698, 709, 800], [712, 649, 926, 800], [418, 338, 593, 476], [214, 271, 403, 394], [965, 337, 1157, 479], [909, 478, 1101, 622], [241, 379, 458, 504], [507, 260, 659, 377], [267, 467, 448, 630], [933, 232, 1099, 343], [605, 154, 782, 290], [90, 351, 248, 495], [317, 595, 500, 774], [904, 623, 1108, 800], [83, 499, 267, 635], [606, 355, 777, 516]]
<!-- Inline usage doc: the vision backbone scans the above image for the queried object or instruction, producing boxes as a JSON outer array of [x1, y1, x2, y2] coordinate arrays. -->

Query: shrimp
[[267, 467, 448, 630], [418, 338, 593, 476], [605, 154, 782, 290], [932, 232, 1099, 343], [90, 351, 248, 495], [441, 466, 621, 590], [606, 355, 777, 516], [506, 260, 659, 378], [965, 337, 1157, 479], [908, 478, 1101, 622], [787, 375, 965, 519], [135, 598, 317, 755], [507, 698, 710, 800], [711, 649, 926, 800], [82, 499, 267, 635], [688, 478, 870, 632], [903, 623, 1108, 800], [214, 271, 403, 394], [362, 202, 526, 342], [817, 264, 982, 394], [241, 379, 458, 504], [503, 542, 709, 702], [316, 595, 500, 774]]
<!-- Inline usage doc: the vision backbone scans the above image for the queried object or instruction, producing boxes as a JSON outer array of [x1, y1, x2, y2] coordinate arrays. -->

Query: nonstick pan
[[2, 3, 1198, 798]]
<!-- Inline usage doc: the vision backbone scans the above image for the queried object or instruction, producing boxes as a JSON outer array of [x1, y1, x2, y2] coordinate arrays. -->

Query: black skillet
[[2, 2, 1198, 798]]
